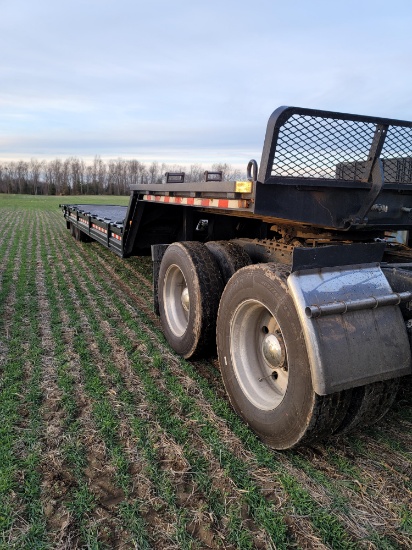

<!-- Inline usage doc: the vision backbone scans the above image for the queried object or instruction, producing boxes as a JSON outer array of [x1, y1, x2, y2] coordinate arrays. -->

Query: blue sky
[[1, 0, 411, 167]]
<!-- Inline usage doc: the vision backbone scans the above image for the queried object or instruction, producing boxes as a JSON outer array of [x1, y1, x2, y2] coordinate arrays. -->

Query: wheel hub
[[181, 287, 190, 312], [262, 333, 285, 369]]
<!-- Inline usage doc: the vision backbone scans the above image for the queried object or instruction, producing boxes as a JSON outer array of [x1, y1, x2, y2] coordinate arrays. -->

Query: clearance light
[[235, 181, 253, 193]]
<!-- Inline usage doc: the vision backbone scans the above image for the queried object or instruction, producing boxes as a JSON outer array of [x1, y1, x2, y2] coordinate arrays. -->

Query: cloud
[[1, 0, 411, 165]]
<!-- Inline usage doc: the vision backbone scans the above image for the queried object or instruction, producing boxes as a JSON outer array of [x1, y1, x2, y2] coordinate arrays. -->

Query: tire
[[205, 241, 251, 285], [78, 230, 91, 242], [70, 224, 90, 242], [216, 263, 351, 450], [158, 242, 224, 358], [70, 224, 82, 241], [335, 378, 400, 435]]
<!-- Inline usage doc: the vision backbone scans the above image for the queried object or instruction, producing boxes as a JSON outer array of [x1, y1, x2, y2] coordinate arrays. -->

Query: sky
[[1, 0, 412, 168]]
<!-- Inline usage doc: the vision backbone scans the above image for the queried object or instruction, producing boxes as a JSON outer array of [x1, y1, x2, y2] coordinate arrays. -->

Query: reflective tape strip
[[142, 194, 248, 209], [70, 214, 88, 226], [91, 224, 108, 234], [111, 233, 122, 241]]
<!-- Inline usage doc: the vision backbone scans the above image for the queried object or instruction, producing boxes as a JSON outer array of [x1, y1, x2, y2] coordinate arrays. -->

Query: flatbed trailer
[[62, 106, 412, 449]]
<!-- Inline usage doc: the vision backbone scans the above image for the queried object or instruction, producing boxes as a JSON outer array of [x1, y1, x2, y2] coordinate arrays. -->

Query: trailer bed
[[61, 203, 128, 256]]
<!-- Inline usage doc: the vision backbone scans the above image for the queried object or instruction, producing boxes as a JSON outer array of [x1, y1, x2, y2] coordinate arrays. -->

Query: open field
[[0, 194, 411, 549]]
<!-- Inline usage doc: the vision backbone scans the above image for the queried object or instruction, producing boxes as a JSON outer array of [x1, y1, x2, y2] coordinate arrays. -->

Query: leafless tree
[[28, 159, 44, 194], [0, 156, 246, 195], [187, 164, 204, 182], [148, 161, 160, 184]]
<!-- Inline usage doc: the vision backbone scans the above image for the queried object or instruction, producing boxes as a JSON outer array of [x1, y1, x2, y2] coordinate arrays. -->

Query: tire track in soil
[[47, 215, 182, 549], [53, 223, 282, 548], [69, 228, 411, 549], [41, 214, 127, 549], [56, 224, 349, 549]]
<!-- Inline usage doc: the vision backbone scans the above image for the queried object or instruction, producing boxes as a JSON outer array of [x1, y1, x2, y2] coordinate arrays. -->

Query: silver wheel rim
[[163, 264, 190, 337], [230, 299, 289, 410]]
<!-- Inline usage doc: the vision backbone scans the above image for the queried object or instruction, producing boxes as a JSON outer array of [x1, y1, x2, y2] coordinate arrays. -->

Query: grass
[[50, 217, 265, 547], [0, 194, 411, 549], [0, 211, 48, 548]]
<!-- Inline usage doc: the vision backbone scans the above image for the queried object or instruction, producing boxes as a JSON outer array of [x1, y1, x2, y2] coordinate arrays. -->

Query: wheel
[[216, 263, 351, 450], [205, 241, 251, 285], [78, 230, 91, 242], [70, 224, 81, 241], [158, 242, 223, 358], [335, 378, 400, 435], [70, 224, 90, 242]]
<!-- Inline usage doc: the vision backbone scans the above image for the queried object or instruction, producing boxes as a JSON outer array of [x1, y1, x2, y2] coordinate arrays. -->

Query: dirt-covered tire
[[70, 223, 91, 242], [335, 378, 400, 435], [205, 241, 251, 284], [69, 223, 77, 239], [158, 242, 224, 359], [216, 263, 351, 450], [78, 230, 91, 242]]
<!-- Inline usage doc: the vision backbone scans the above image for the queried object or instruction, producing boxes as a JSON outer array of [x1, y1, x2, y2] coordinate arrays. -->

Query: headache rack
[[253, 106, 412, 230]]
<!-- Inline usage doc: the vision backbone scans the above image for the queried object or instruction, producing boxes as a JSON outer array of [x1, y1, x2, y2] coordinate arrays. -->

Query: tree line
[[0, 157, 246, 195]]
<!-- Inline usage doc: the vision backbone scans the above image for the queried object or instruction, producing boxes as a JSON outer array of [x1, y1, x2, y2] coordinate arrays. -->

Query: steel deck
[[65, 204, 127, 226]]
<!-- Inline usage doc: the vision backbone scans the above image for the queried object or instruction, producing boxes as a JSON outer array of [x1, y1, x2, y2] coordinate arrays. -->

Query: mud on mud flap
[[288, 263, 412, 395]]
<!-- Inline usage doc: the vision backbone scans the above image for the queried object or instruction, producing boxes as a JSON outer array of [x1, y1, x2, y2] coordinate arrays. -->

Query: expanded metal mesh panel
[[271, 114, 412, 183], [380, 126, 412, 183]]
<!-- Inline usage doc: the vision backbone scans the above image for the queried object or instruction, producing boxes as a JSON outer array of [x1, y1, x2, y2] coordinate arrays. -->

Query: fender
[[288, 264, 412, 395]]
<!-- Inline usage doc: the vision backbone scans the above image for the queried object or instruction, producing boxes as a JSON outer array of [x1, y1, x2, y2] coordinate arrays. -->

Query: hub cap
[[181, 287, 190, 312], [262, 333, 285, 369]]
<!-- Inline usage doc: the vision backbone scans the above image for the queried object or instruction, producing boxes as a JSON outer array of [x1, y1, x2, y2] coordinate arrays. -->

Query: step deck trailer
[[62, 106, 412, 449]]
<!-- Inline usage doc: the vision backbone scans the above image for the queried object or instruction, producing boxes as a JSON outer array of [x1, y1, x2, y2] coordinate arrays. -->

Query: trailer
[[61, 106, 412, 449]]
